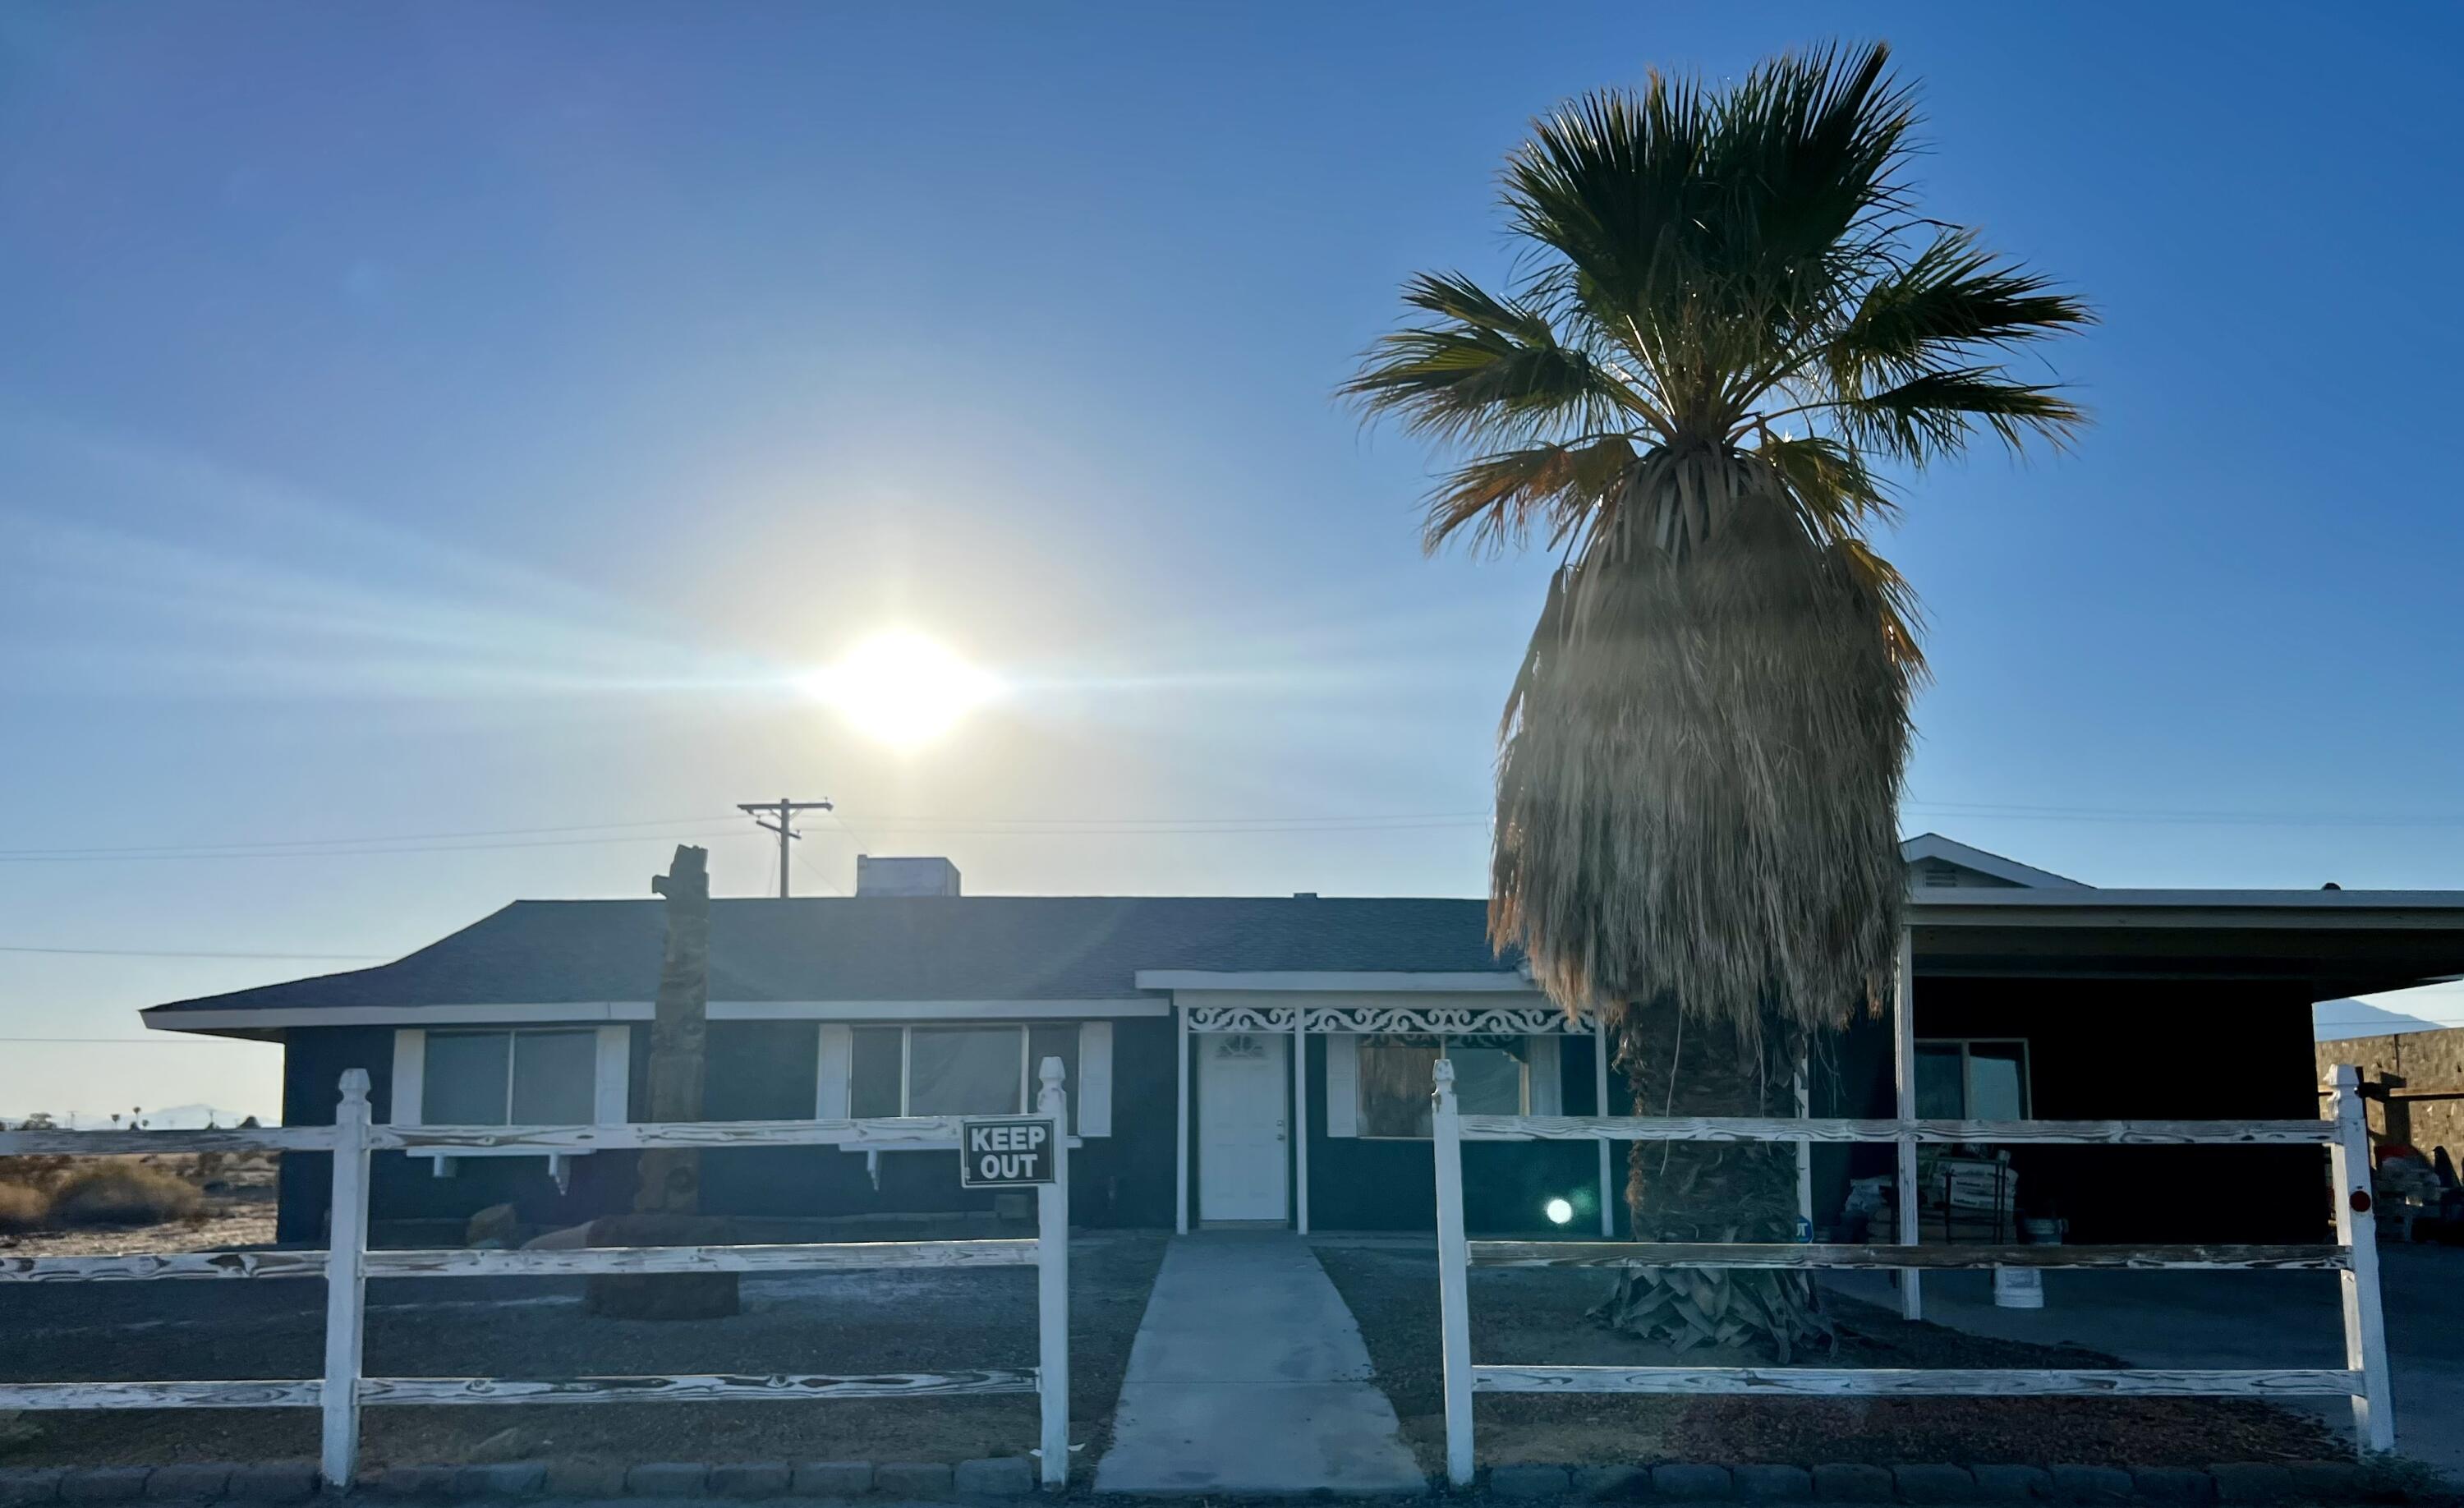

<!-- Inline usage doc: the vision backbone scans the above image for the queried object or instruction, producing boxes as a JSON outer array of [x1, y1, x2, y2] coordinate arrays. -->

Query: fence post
[[1035, 1056, 1071, 1488], [1432, 1058, 1474, 1487], [320, 1069, 372, 1489], [2328, 1064, 2394, 1455]]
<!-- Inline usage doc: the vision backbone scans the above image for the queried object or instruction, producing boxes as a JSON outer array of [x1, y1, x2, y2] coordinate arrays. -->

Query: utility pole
[[738, 797, 833, 899]]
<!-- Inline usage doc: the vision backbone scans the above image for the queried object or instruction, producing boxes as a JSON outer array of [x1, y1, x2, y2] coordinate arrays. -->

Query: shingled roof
[[142, 895, 1517, 1023]]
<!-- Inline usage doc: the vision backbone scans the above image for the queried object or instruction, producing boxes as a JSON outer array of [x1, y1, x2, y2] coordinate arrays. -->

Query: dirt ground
[[1312, 1241, 2343, 1469], [0, 1227, 1166, 1470]]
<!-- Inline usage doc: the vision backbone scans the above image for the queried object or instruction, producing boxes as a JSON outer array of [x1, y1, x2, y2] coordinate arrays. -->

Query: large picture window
[[848, 1023, 1079, 1130], [1915, 1038, 2031, 1120], [1357, 1035, 1529, 1138], [421, 1028, 599, 1126]]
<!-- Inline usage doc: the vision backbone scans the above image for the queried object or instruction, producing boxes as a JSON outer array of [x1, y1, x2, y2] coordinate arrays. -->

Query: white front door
[[1198, 1032, 1289, 1223]]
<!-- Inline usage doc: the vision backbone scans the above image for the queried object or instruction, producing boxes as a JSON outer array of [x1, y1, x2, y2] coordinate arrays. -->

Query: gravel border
[[0, 1457, 2448, 1505]]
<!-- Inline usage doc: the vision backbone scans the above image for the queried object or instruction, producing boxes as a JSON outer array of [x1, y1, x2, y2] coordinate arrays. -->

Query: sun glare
[[804, 631, 1000, 747]]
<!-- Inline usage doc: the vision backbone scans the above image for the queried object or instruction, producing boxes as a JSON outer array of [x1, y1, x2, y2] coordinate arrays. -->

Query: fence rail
[[1430, 1060, 2395, 1486], [0, 1065, 1074, 1492]]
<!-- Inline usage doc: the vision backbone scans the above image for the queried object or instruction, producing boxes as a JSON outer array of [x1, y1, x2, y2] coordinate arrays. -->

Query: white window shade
[[815, 1024, 853, 1119], [1527, 1033, 1563, 1115], [1324, 1033, 1359, 1138], [1075, 1022, 1113, 1136]]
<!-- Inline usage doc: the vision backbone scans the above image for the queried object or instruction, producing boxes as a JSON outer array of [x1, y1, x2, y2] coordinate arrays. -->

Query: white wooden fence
[[1430, 1059, 2393, 1486], [0, 1060, 1075, 1492]]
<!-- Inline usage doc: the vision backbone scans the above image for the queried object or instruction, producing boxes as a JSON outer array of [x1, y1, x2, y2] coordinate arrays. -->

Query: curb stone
[[1653, 1463, 1732, 1500], [140, 1468, 232, 1503], [789, 1463, 873, 1497], [1572, 1464, 1652, 1501], [874, 1463, 953, 1498], [949, 1459, 1033, 1498], [57, 1469, 147, 1503], [2288, 1461, 2365, 1501], [1894, 1464, 1975, 1504], [1488, 1465, 1574, 1499], [2206, 1463, 2294, 1504], [2133, 1466, 2218, 1506], [1970, 1463, 2053, 1501], [0, 1471, 66, 1507], [1813, 1462, 1896, 1502], [1733, 1464, 1812, 1501], [540, 1462, 624, 1499], [2052, 1464, 2135, 1504], [705, 1463, 791, 1499], [453, 1464, 542, 1500], [622, 1464, 706, 1498], [218, 1468, 311, 1504]]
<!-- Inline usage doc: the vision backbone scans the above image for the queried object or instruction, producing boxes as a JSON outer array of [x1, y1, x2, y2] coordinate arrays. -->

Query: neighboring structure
[[142, 839, 2464, 1245], [2322, 1027, 2464, 1166]]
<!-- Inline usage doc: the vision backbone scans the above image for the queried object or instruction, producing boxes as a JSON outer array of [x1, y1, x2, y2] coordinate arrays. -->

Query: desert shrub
[[46, 1163, 202, 1227], [0, 1180, 46, 1233]]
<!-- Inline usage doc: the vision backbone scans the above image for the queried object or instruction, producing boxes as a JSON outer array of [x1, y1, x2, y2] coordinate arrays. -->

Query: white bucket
[[1993, 1266, 2044, 1308]]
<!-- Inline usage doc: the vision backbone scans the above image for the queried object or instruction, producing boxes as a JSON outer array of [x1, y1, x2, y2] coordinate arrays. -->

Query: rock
[[140, 1466, 232, 1501], [1653, 1463, 1733, 1499], [791, 1462, 875, 1496], [953, 1458, 1035, 1497], [1895, 1464, 1977, 1503], [706, 1463, 792, 1498], [1732, 1464, 1812, 1501], [1488, 1464, 1573, 1499], [1811, 1463, 1893, 1502], [624, 1464, 709, 1497], [1970, 1464, 2053, 1501], [465, 1203, 524, 1248], [875, 1463, 954, 1497], [465, 1428, 545, 1465], [582, 1212, 740, 1318], [2050, 1464, 2134, 1504]]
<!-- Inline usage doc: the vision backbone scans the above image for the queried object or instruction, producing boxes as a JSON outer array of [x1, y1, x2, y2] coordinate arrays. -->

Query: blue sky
[[4, 2, 2461, 1120]]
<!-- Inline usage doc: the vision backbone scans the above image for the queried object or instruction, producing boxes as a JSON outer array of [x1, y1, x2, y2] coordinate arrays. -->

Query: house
[[141, 842, 2464, 1246]]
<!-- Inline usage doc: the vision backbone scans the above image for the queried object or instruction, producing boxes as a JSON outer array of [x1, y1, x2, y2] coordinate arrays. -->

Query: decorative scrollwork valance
[[1184, 1003, 1590, 1035]]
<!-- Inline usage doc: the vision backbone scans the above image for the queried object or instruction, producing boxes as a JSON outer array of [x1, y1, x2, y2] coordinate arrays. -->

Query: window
[[421, 1028, 600, 1125], [1357, 1035, 1529, 1138], [1915, 1039, 2030, 1119], [847, 1024, 1079, 1131]]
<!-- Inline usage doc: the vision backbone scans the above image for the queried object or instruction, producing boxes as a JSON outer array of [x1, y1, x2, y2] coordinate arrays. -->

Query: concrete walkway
[[1094, 1232, 1425, 1494]]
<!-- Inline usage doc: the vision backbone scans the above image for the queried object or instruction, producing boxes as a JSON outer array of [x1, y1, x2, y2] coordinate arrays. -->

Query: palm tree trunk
[[1593, 1000, 1833, 1361]]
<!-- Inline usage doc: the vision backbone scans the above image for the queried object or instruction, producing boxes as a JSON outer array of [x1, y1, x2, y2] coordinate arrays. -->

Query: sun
[[803, 631, 1000, 747]]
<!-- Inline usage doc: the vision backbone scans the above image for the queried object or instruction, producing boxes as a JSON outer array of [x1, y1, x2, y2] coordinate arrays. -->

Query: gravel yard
[[1312, 1240, 2342, 1470], [0, 1230, 1165, 1470]]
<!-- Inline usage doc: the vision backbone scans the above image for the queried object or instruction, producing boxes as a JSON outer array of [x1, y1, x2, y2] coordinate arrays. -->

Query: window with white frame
[[1915, 1038, 2030, 1120], [419, 1028, 602, 1125], [1355, 1034, 1533, 1138], [844, 1023, 1080, 1132]]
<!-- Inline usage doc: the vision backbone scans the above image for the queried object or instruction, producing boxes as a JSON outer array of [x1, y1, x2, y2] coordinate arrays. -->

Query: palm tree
[[1347, 42, 2087, 1357]]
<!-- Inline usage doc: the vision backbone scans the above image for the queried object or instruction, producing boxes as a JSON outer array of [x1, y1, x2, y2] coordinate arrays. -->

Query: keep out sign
[[959, 1116, 1056, 1187]]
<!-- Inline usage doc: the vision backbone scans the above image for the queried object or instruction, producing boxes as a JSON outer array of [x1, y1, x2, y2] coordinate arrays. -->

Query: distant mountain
[[2315, 996, 2455, 1041], [0, 1102, 265, 1131]]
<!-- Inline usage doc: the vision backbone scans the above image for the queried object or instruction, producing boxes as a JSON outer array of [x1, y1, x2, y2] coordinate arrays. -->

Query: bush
[[45, 1163, 202, 1227], [0, 1180, 45, 1233]]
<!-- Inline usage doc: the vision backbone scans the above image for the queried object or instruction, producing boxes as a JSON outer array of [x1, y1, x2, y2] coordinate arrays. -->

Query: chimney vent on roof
[[1293, 891, 1317, 899], [856, 856, 962, 897]]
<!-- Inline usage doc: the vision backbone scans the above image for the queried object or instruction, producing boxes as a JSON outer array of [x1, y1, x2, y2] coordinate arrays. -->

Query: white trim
[[591, 1026, 629, 1124], [1593, 1018, 1614, 1237], [1293, 1014, 1309, 1234], [1527, 1035, 1563, 1116], [1900, 834, 2088, 889], [1138, 970, 1529, 993], [1913, 890, 2464, 922], [1175, 1009, 1191, 1234], [150, 1002, 652, 1032], [709, 998, 1168, 1021], [1324, 1033, 1359, 1138], [815, 1025, 853, 1120], [389, 1031, 425, 1126], [1077, 1022, 1113, 1138]]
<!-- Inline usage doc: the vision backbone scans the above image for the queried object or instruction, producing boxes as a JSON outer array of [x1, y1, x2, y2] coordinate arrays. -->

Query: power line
[[738, 797, 834, 899], [0, 814, 738, 858], [0, 825, 752, 864]]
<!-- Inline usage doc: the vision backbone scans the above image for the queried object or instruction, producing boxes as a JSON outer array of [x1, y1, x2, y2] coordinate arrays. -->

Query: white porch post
[[1892, 925, 1921, 1320], [1292, 1014, 1309, 1234], [319, 1069, 371, 1489], [1175, 1005, 1190, 1235], [1593, 1014, 1614, 1237], [1794, 1060, 1814, 1237], [1432, 1059, 1474, 1487]]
